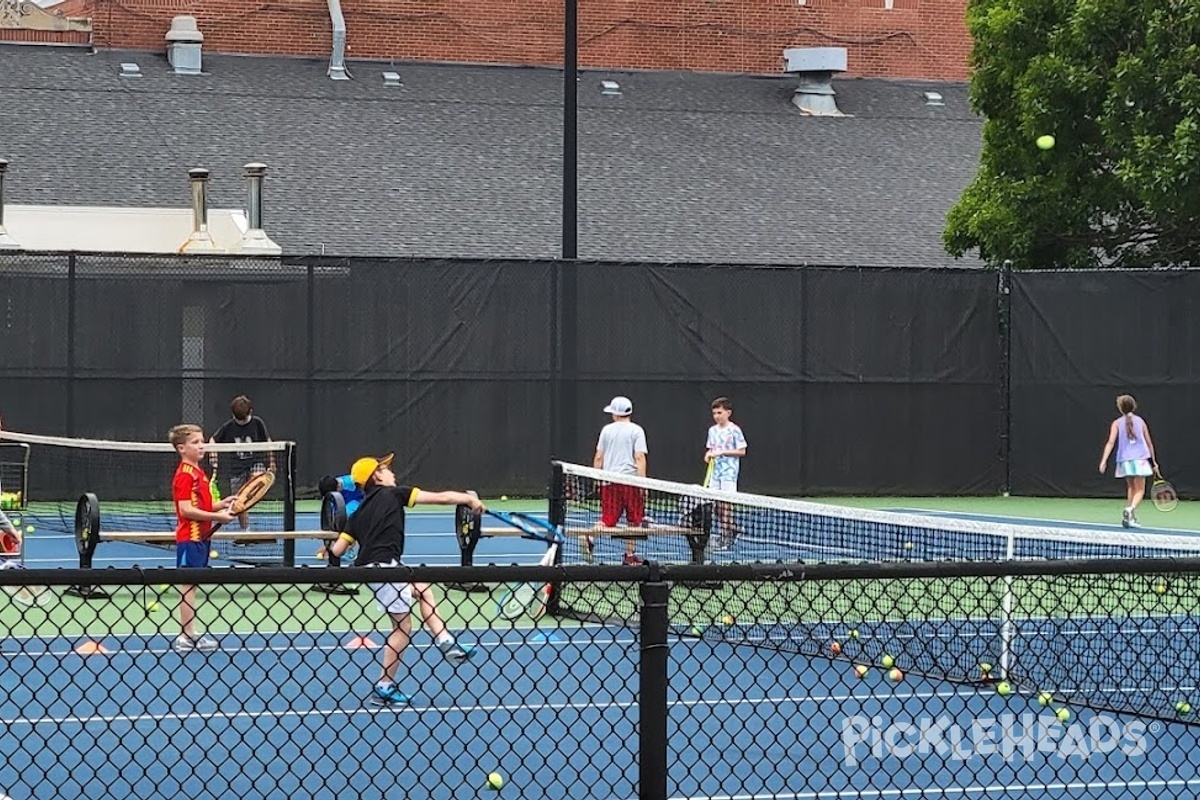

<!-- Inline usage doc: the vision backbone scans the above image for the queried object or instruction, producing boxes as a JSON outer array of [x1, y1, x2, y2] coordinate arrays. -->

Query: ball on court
[[1056, 708, 1071, 722], [1176, 701, 1192, 715], [486, 772, 504, 790], [849, 629, 859, 640], [854, 664, 869, 679], [830, 641, 842, 655], [209, 549, 219, 559], [903, 541, 913, 550], [888, 668, 903, 682], [1036, 134, 1055, 150], [881, 655, 894, 669], [979, 662, 993, 676], [146, 602, 159, 612], [1038, 691, 1053, 707], [721, 614, 735, 626], [996, 681, 1012, 697], [500, 495, 509, 501], [24, 525, 33, 533], [1154, 581, 1168, 594]]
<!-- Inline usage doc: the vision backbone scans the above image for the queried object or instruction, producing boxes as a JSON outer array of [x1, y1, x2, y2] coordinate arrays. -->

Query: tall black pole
[[562, 0, 577, 259], [555, 0, 580, 463]]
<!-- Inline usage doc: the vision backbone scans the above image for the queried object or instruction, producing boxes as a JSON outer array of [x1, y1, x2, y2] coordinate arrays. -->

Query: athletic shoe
[[438, 637, 476, 665], [622, 553, 644, 566], [173, 634, 219, 653], [1122, 508, 1132, 528], [370, 683, 411, 706]]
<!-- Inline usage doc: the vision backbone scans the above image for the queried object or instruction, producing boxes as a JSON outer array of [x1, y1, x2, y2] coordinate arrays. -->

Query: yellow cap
[[350, 453, 394, 487]]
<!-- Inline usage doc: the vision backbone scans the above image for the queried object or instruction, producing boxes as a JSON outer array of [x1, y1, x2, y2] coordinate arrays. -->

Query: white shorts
[[366, 561, 413, 615], [709, 478, 738, 493]]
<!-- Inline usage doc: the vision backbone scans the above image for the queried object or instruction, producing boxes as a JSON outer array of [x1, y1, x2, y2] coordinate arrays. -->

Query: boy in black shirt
[[209, 395, 274, 535], [327, 453, 485, 706]]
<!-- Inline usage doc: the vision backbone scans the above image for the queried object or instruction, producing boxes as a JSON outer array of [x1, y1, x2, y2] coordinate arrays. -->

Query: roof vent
[[600, 80, 621, 97], [783, 47, 848, 117], [923, 91, 944, 107], [166, 16, 204, 75], [327, 0, 351, 80], [119, 62, 142, 78], [383, 71, 403, 87]]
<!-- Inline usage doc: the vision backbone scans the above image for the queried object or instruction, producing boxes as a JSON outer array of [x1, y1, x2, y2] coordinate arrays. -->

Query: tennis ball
[[500, 495, 509, 501], [849, 629, 859, 640], [721, 614, 735, 626], [854, 664, 869, 679], [980, 662, 993, 675], [486, 772, 504, 790], [996, 681, 1012, 697], [830, 641, 842, 656], [888, 668, 903, 682], [159, 584, 170, 592], [1056, 708, 1071, 722], [209, 549, 219, 559], [24, 525, 33, 533], [881, 655, 895, 669], [1038, 691, 1053, 707], [1154, 582, 1168, 594], [146, 601, 159, 612], [1036, 134, 1055, 150], [903, 541, 913, 550], [1176, 701, 1192, 715]]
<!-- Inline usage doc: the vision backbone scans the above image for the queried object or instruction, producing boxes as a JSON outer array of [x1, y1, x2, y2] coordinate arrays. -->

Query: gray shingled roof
[[0, 44, 983, 266]]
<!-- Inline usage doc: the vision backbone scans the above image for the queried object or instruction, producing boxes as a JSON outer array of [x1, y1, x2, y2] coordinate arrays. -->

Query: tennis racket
[[209, 468, 221, 503], [211, 470, 275, 534], [486, 510, 561, 621], [703, 458, 714, 489], [1152, 468, 1179, 512]]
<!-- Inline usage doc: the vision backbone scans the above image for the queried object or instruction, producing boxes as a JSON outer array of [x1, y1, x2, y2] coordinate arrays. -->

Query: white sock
[[436, 632, 454, 645]]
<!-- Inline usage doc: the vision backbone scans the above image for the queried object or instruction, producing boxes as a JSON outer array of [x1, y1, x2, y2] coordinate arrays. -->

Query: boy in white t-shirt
[[705, 396, 747, 549], [592, 396, 648, 565]]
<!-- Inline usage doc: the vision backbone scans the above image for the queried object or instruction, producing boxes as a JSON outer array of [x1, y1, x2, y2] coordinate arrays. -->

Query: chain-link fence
[[0, 558, 1197, 799]]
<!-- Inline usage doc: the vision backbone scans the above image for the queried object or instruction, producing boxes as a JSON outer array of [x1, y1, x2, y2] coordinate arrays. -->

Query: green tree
[[944, 0, 1200, 269]]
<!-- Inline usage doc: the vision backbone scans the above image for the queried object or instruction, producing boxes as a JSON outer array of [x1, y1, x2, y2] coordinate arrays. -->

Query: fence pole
[[999, 259, 1013, 496], [639, 566, 669, 800], [66, 252, 77, 437]]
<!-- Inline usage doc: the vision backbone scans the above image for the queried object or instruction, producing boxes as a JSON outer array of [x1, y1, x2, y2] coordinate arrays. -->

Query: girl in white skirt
[[1098, 394, 1158, 528]]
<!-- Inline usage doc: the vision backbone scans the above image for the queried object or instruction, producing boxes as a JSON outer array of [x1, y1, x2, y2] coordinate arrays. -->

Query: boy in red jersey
[[169, 424, 237, 653]]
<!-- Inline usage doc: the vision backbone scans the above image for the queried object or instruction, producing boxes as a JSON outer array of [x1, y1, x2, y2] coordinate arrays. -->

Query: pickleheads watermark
[[841, 713, 1152, 766]]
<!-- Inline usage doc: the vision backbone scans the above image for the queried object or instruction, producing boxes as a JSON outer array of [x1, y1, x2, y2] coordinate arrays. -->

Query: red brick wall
[[73, 0, 971, 79]]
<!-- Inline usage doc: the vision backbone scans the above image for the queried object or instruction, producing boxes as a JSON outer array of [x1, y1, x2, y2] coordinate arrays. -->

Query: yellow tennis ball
[[903, 541, 913, 550], [996, 681, 1012, 697], [24, 525, 33, 533], [721, 614, 735, 626], [1038, 691, 1053, 707], [849, 629, 859, 640], [209, 549, 219, 559], [1154, 581, 1168, 594], [1036, 134, 1055, 150], [1056, 708, 1071, 722], [500, 495, 509, 501], [881, 655, 894, 668], [486, 772, 504, 790], [146, 601, 159, 612], [888, 668, 903, 682], [854, 664, 869, 679], [1176, 701, 1192, 715]]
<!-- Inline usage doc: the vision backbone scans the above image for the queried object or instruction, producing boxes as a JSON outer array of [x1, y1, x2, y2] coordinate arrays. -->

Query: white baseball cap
[[603, 396, 633, 416]]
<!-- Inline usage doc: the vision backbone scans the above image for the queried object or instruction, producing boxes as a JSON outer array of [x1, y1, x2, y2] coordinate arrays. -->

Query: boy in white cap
[[592, 396, 648, 565]]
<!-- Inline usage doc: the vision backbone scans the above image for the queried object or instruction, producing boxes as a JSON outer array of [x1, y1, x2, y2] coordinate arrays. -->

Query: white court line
[[666, 778, 1200, 800], [0, 686, 985, 728]]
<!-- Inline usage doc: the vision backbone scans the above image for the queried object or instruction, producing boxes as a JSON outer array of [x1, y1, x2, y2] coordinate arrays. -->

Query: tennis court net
[[550, 461, 1200, 725], [0, 430, 296, 564]]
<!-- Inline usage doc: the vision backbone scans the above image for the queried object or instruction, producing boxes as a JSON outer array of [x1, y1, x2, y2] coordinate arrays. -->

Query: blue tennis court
[[2, 507, 1199, 799]]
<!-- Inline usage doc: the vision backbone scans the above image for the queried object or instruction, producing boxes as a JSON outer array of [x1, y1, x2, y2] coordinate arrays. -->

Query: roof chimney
[[783, 47, 848, 117], [327, 0, 351, 80], [235, 163, 282, 255], [166, 16, 204, 76], [0, 159, 18, 250], [180, 168, 217, 253]]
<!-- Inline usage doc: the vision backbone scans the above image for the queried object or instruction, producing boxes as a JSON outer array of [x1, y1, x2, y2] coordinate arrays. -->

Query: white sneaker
[[173, 634, 219, 653], [1121, 508, 1131, 528]]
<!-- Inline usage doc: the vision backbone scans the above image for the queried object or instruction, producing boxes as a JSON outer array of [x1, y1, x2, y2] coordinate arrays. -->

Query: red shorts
[[600, 483, 645, 528]]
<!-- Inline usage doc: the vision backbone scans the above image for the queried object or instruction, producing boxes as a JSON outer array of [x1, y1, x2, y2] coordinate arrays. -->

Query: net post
[[998, 532, 1016, 680], [546, 462, 566, 615], [638, 566, 669, 800], [450, 503, 488, 593], [282, 443, 297, 566]]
